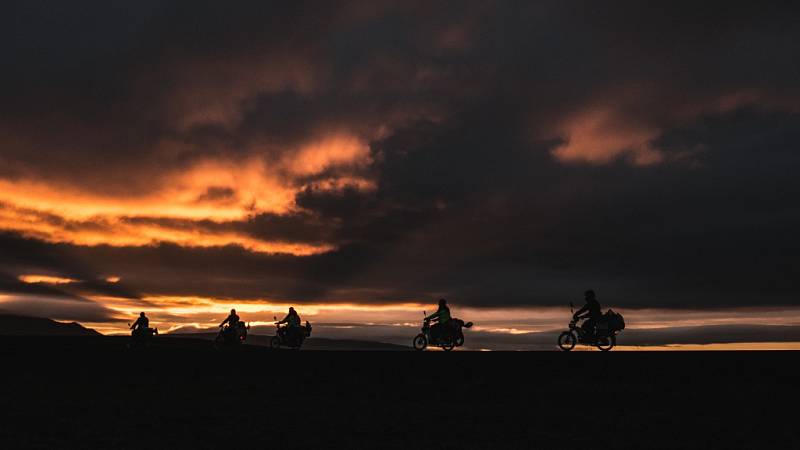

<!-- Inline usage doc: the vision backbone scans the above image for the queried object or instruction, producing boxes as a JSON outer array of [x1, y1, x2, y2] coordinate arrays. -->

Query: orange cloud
[[0, 201, 334, 254], [548, 88, 800, 166], [551, 106, 663, 165], [0, 132, 373, 255], [18, 275, 78, 284], [286, 133, 372, 176]]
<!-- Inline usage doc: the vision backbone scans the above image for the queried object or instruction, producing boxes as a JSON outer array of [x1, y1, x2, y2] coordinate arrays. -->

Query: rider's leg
[[582, 319, 596, 338], [431, 322, 442, 342]]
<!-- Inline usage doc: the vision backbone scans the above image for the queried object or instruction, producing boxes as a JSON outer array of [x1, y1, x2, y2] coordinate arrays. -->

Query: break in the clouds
[[1, 1, 800, 328]]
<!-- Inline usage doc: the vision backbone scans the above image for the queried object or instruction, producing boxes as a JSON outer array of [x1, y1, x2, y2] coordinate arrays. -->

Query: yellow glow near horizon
[[96, 297, 800, 330], [616, 342, 800, 351], [132, 296, 428, 316], [7, 289, 800, 350]]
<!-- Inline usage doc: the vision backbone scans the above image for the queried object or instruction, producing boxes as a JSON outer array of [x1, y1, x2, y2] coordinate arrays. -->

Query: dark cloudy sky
[[1, 1, 800, 339]]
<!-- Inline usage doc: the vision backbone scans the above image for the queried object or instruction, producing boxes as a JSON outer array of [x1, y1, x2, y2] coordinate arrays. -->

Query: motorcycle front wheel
[[558, 331, 577, 351], [442, 340, 455, 352], [454, 335, 464, 347], [270, 336, 281, 349], [413, 334, 427, 351], [596, 335, 616, 352]]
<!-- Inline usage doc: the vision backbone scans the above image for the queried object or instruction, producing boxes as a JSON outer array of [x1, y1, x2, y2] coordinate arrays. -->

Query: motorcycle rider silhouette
[[219, 309, 242, 341], [215, 309, 248, 347], [271, 308, 312, 349], [220, 309, 240, 329], [574, 290, 601, 338], [413, 299, 472, 351], [425, 299, 451, 342], [128, 312, 157, 348], [130, 312, 149, 334], [276, 307, 301, 342], [558, 289, 622, 351]]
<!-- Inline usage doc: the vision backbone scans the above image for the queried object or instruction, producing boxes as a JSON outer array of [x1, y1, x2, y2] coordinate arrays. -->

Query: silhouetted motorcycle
[[214, 322, 249, 349], [127, 325, 158, 349], [413, 311, 473, 351], [558, 302, 624, 351], [269, 316, 312, 350]]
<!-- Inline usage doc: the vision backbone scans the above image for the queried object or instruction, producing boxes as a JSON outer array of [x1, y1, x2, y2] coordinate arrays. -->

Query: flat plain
[[0, 336, 796, 449]]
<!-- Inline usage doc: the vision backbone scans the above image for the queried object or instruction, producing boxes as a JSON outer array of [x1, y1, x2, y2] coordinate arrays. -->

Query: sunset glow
[[2, 2, 799, 351]]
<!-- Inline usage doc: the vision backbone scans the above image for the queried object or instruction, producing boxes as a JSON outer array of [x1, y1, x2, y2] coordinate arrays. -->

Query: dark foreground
[[0, 336, 797, 449]]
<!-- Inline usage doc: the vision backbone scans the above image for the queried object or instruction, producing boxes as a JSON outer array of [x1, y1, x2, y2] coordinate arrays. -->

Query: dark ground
[[0, 336, 797, 449]]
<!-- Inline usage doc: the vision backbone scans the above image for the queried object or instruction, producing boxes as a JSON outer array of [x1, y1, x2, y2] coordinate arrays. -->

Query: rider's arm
[[425, 310, 441, 321], [574, 304, 589, 318], [220, 317, 229, 327]]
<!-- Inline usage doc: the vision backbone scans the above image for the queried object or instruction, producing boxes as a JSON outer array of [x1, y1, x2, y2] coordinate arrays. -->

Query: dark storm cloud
[[2, 1, 800, 315], [121, 211, 336, 245], [0, 269, 122, 323], [0, 232, 141, 300]]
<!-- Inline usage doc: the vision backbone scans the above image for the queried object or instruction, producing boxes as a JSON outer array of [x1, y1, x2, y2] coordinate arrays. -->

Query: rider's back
[[134, 317, 149, 330], [435, 305, 451, 323], [587, 299, 601, 319]]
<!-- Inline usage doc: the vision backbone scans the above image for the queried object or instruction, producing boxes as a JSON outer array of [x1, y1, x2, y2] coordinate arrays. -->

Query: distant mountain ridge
[[0, 313, 101, 336]]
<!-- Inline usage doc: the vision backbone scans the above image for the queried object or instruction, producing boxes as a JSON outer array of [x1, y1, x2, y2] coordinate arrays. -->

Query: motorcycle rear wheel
[[270, 336, 281, 349], [413, 334, 427, 351], [596, 335, 616, 351], [454, 335, 464, 347], [558, 331, 577, 351], [442, 341, 455, 351]]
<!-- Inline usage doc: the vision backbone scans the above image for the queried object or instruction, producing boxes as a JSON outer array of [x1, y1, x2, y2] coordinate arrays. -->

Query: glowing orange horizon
[[614, 342, 800, 351], [65, 293, 800, 340]]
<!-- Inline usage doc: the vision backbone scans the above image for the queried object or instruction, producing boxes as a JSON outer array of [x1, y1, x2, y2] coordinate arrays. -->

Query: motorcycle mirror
[[569, 301, 574, 308], [273, 316, 277, 321], [423, 311, 426, 317]]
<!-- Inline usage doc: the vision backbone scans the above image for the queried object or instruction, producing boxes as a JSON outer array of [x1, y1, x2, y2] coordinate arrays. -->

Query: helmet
[[584, 290, 596, 299], [289, 307, 295, 312], [439, 298, 447, 307], [231, 308, 236, 314], [140, 312, 145, 317]]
